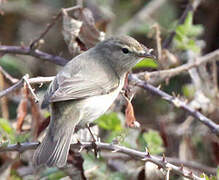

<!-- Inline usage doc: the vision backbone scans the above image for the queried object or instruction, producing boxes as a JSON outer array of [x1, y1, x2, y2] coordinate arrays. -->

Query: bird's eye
[[122, 48, 129, 54]]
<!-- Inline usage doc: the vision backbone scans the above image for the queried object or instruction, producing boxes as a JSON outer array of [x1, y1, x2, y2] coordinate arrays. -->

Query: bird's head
[[95, 35, 155, 75]]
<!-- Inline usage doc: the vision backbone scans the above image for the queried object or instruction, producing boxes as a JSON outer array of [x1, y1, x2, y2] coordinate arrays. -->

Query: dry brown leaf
[[62, 7, 105, 55], [16, 86, 28, 132], [29, 96, 43, 139], [124, 96, 140, 128], [125, 98, 136, 127]]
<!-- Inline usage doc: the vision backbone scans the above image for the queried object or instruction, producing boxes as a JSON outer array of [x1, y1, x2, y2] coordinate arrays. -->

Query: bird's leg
[[86, 123, 100, 158]]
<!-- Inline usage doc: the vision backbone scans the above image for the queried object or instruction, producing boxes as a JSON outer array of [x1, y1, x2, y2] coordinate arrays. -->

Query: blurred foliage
[[83, 153, 126, 180], [142, 129, 164, 155], [41, 168, 66, 180], [0, 118, 30, 144], [201, 173, 218, 180], [96, 113, 122, 132], [182, 84, 195, 99], [0, 55, 30, 78], [174, 12, 203, 53]]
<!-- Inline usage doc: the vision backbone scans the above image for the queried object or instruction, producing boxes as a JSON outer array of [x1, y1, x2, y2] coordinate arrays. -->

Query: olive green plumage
[[33, 36, 154, 167]]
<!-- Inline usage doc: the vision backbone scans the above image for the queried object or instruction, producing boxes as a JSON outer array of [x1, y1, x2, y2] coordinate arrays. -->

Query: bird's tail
[[33, 105, 75, 167], [33, 125, 73, 168]]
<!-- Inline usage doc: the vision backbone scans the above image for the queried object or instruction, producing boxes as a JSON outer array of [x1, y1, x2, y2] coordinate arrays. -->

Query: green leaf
[[83, 153, 126, 180], [95, 113, 122, 132], [15, 133, 30, 143], [182, 84, 195, 99], [174, 12, 203, 53], [0, 118, 14, 135], [217, 167, 219, 180], [41, 168, 66, 180], [143, 129, 164, 155], [134, 58, 158, 69]]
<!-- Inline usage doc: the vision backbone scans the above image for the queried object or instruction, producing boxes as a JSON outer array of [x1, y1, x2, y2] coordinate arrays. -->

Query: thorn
[[157, 84, 161, 89], [172, 98, 182, 107], [180, 164, 184, 171], [145, 147, 151, 157], [112, 148, 119, 153], [97, 137, 101, 143], [77, 139, 82, 145], [162, 153, 166, 163], [189, 171, 193, 177]]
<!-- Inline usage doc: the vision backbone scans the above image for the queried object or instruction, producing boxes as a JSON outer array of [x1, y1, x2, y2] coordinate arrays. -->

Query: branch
[[0, 141, 206, 180], [0, 78, 24, 98], [0, 66, 19, 83], [0, 45, 68, 66], [30, 12, 62, 49], [138, 49, 219, 85], [0, 75, 54, 99], [129, 74, 219, 136]]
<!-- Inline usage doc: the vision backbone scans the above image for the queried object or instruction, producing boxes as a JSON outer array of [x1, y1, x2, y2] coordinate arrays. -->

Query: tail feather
[[33, 127, 73, 168]]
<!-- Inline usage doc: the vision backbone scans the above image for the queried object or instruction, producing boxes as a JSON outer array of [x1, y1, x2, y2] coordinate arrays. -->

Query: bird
[[33, 35, 154, 167]]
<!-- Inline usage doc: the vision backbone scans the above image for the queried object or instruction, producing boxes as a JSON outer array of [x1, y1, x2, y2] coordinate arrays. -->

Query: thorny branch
[[0, 49, 218, 135], [129, 74, 219, 136], [0, 141, 207, 180]]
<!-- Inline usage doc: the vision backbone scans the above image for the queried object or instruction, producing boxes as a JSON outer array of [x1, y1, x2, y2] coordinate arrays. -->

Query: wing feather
[[42, 52, 119, 107]]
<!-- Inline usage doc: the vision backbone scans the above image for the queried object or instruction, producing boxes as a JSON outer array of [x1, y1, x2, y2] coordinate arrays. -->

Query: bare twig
[[129, 74, 219, 136], [28, 76, 55, 84], [153, 24, 162, 61], [166, 157, 217, 175], [30, 12, 62, 49], [166, 168, 171, 180], [101, 152, 217, 175], [0, 75, 54, 99], [0, 66, 18, 83], [0, 141, 205, 180], [162, 0, 202, 48], [23, 75, 39, 103], [0, 78, 24, 98], [138, 49, 219, 85], [0, 45, 68, 66]]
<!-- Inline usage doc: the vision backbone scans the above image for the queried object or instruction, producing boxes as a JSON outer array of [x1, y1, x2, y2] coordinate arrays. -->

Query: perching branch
[[0, 141, 206, 180], [0, 45, 68, 66], [129, 74, 219, 136], [1, 73, 218, 136]]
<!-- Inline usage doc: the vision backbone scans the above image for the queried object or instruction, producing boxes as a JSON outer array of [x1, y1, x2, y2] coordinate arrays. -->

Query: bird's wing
[[41, 54, 120, 108]]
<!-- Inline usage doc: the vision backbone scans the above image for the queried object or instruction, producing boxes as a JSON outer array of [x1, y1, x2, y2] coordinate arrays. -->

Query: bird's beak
[[137, 49, 156, 59]]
